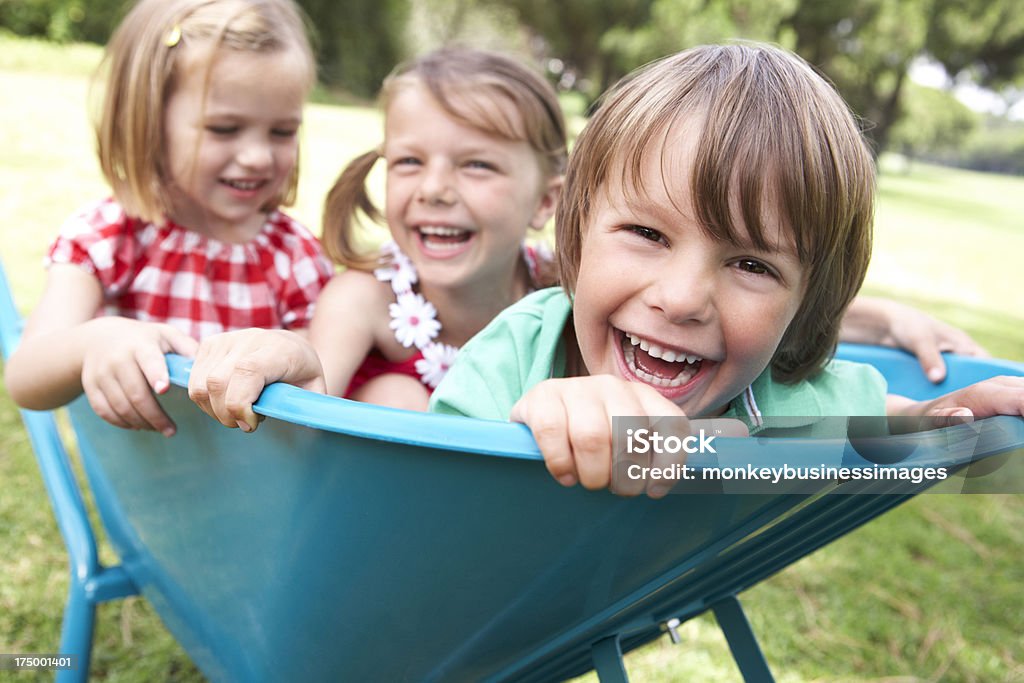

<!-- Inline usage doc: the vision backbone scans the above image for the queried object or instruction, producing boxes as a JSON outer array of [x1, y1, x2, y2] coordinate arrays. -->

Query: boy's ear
[[529, 175, 564, 231]]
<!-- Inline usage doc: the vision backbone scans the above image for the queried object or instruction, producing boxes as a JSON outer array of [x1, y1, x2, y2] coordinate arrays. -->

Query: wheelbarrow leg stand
[[591, 634, 629, 682], [57, 577, 94, 683], [711, 595, 775, 683]]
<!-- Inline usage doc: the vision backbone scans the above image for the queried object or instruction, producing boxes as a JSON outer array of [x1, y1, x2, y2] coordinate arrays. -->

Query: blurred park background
[[4, 0, 1024, 172], [1, 0, 1023, 680]]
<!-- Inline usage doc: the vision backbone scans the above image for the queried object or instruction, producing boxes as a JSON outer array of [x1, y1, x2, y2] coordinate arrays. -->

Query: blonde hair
[[557, 43, 875, 383], [321, 47, 567, 271], [94, 0, 316, 224]]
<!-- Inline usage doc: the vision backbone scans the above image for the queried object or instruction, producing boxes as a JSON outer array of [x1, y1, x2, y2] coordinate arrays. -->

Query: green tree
[[782, 0, 932, 155], [0, 0, 128, 43], [889, 82, 978, 167], [601, 0, 796, 75], [298, 0, 410, 98], [490, 0, 1024, 157], [486, 0, 656, 98], [927, 0, 1024, 90]]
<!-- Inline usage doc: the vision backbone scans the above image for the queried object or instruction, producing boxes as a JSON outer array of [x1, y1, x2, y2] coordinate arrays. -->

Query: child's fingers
[[83, 362, 147, 430], [594, 383, 668, 497], [115, 360, 176, 435], [94, 370, 158, 432], [511, 385, 577, 488], [642, 415, 691, 499], [630, 389, 690, 498], [133, 345, 179, 435], [939, 326, 990, 358], [563, 389, 617, 491], [920, 406, 975, 431], [206, 363, 264, 432], [187, 337, 247, 427], [911, 340, 947, 384], [158, 323, 200, 358], [927, 376, 1024, 421], [82, 381, 133, 431], [186, 344, 221, 423], [979, 376, 1024, 416], [137, 342, 173, 395]]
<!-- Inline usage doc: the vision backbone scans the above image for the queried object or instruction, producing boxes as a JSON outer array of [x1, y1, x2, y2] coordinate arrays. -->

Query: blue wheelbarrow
[[1, 259, 1022, 682]]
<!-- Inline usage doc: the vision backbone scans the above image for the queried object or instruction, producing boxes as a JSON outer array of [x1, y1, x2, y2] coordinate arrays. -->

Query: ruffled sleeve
[[260, 212, 334, 329], [45, 198, 142, 296]]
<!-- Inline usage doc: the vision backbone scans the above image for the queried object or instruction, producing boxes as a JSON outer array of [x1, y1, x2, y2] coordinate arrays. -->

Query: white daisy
[[389, 292, 440, 348], [416, 342, 460, 388], [374, 241, 417, 293]]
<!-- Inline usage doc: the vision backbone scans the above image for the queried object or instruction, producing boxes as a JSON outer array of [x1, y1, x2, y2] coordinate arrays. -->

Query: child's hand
[[887, 376, 1024, 431], [843, 297, 988, 382], [80, 318, 199, 436], [510, 375, 690, 498], [188, 328, 326, 433]]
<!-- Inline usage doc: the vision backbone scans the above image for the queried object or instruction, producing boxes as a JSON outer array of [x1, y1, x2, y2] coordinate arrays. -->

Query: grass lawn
[[1, 32, 1022, 682]]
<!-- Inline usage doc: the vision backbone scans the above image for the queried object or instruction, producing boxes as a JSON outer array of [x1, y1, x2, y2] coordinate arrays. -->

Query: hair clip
[[164, 25, 182, 47]]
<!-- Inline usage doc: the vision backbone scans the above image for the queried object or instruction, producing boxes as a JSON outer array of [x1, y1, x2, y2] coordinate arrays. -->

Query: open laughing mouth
[[220, 178, 268, 197], [619, 330, 712, 392], [415, 225, 474, 254]]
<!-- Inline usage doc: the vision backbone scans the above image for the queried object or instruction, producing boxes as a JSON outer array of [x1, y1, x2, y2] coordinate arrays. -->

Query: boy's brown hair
[[321, 47, 567, 272], [557, 43, 875, 383], [95, 0, 315, 224]]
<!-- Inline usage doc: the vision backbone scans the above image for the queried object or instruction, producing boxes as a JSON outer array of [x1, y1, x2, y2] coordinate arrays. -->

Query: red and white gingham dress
[[46, 198, 334, 339]]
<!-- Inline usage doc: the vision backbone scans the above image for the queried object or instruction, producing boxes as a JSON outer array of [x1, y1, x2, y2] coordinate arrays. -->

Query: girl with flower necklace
[[188, 48, 986, 431]]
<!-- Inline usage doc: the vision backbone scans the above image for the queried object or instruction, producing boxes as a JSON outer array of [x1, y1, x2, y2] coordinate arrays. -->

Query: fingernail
[[162, 427, 175, 438], [557, 474, 577, 487], [154, 379, 169, 393], [927, 368, 944, 382], [650, 484, 672, 498], [236, 420, 252, 433]]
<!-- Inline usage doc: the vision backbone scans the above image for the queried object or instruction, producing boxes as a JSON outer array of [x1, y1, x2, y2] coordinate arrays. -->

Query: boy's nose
[[646, 260, 716, 324]]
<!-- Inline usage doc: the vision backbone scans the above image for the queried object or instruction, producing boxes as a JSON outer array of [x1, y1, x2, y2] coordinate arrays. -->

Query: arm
[[187, 270, 383, 431], [5, 265, 198, 435], [842, 296, 988, 382], [308, 270, 387, 397]]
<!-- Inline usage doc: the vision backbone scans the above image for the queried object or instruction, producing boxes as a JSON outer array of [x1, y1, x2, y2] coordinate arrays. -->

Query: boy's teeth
[[623, 343, 700, 388], [626, 332, 702, 364]]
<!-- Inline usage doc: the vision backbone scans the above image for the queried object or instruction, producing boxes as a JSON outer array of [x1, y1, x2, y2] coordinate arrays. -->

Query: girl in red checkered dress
[[186, 49, 987, 434], [4, 0, 332, 436]]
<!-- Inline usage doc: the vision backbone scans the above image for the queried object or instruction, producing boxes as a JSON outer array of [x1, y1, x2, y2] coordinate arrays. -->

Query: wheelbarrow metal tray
[[67, 349, 1024, 682]]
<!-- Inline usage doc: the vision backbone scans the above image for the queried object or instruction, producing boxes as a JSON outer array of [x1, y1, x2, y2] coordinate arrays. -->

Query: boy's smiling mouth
[[616, 329, 714, 394]]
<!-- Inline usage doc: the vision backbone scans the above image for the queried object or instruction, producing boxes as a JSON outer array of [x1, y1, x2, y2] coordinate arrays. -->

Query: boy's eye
[[392, 156, 422, 167], [465, 160, 497, 171], [206, 125, 238, 135], [271, 128, 298, 138], [735, 258, 774, 276], [627, 225, 666, 244]]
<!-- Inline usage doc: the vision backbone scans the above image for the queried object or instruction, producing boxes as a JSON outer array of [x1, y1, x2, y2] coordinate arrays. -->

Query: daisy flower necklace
[[373, 242, 459, 388], [375, 241, 550, 389]]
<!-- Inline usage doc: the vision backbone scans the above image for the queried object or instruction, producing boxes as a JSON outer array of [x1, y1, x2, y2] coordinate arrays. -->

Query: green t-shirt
[[429, 288, 888, 431]]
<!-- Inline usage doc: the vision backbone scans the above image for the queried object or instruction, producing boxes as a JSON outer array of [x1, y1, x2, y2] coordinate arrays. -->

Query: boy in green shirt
[[430, 43, 1024, 495]]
